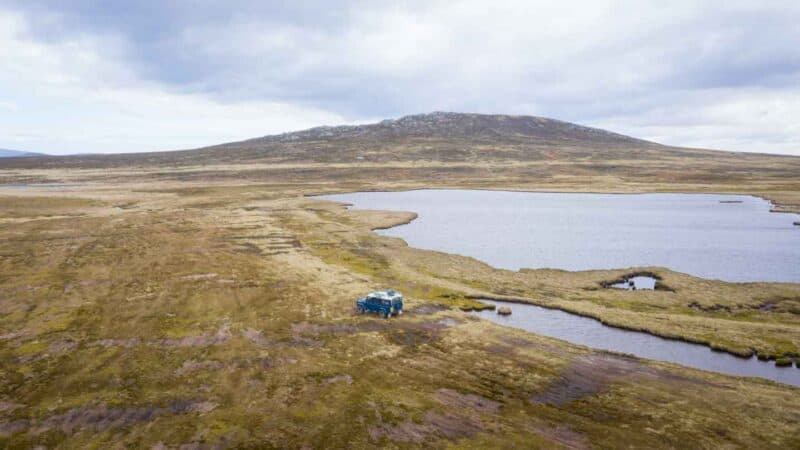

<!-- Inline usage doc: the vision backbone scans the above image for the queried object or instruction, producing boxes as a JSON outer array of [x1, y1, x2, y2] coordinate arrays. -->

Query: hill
[[0, 148, 44, 158], [197, 111, 673, 163], [247, 111, 652, 145], [0, 112, 735, 169]]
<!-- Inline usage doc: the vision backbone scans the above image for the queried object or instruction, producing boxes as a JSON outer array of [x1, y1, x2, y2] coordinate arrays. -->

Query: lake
[[321, 190, 800, 282]]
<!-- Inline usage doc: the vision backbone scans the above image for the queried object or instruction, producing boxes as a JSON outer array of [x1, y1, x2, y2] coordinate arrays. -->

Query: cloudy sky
[[1, 1, 798, 155]]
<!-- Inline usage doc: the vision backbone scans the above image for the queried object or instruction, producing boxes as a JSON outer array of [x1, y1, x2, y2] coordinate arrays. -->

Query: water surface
[[610, 276, 656, 290], [473, 300, 799, 387], [322, 190, 800, 282]]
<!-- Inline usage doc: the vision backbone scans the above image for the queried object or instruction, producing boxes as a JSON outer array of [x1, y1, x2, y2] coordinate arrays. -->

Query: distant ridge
[[0, 148, 45, 158], [4, 111, 794, 170]]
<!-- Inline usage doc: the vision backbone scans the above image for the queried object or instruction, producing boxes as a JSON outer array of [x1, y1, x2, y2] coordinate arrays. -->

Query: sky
[[0, 1, 798, 155]]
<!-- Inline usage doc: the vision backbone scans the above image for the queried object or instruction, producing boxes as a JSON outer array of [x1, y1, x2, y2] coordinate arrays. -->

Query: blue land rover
[[355, 290, 404, 318]]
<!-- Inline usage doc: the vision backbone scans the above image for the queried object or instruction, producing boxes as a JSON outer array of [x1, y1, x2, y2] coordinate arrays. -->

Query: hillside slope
[[0, 112, 750, 169]]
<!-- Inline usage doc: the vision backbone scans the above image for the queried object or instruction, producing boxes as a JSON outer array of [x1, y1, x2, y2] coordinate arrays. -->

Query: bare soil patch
[[531, 353, 643, 406]]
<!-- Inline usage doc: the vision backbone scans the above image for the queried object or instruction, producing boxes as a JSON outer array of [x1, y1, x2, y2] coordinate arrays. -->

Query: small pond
[[609, 275, 657, 290], [473, 300, 800, 387]]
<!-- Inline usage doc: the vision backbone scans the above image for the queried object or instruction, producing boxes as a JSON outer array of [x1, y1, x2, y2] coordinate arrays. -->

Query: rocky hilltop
[[250, 112, 653, 146]]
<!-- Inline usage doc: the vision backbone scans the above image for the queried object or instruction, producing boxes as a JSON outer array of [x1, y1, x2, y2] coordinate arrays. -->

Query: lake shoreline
[[317, 189, 800, 364]]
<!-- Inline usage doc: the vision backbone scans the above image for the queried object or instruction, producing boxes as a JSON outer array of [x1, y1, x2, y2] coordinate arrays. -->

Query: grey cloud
[[1, 0, 798, 154]]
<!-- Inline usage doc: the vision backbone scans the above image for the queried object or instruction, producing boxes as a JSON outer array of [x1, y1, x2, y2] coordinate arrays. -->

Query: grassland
[[2, 117, 800, 448], [0, 158, 797, 449]]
